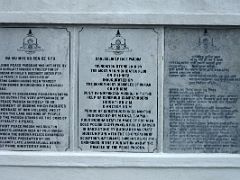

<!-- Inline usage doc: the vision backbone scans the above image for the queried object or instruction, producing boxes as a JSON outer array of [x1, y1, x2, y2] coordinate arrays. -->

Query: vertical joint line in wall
[[77, 27, 84, 151], [156, 29, 159, 153], [68, 28, 72, 151], [72, 26, 76, 151], [153, 28, 160, 153], [76, 27, 80, 151], [160, 27, 165, 153]]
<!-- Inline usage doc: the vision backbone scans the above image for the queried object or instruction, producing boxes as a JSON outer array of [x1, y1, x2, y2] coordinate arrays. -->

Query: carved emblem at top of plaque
[[18, 29, 44, 54], [105, 29, 132, 55], [195, 29, 219, 53]]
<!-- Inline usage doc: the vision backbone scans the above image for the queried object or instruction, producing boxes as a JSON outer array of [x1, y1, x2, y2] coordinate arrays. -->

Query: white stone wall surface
[[0, 1, 240, 180]]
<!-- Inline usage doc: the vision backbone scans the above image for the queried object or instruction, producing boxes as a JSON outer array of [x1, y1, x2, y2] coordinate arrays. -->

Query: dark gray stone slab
[[164, 28, 240, 153], [78, 27, 158, 152], [0, 27, 70, 151]]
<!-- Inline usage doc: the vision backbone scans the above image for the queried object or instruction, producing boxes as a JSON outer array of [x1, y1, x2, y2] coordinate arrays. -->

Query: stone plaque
[[78, 28, 158, 152], [0, 27, 70, 151], [164, 28, 240, 153]]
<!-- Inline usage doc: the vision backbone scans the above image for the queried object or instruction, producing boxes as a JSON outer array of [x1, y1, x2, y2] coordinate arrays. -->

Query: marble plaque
[[164, 28, 240, 153], [78, 28, 158, 152], [0, 27, 70, 151]]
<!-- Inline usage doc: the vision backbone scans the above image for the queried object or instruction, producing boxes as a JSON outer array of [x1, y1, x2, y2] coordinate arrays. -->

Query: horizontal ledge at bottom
[[0, 152, 239, 168], [0, 12, 240, 25]]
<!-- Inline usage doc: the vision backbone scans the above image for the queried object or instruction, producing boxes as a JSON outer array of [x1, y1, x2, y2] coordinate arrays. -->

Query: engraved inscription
[[164, 28, 240, 153], [0, 28, 70, 151], [79, 28, 158, 152]]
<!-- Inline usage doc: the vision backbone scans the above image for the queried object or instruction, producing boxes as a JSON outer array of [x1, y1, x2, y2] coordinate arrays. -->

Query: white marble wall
[[0, 1, 240, 180]]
